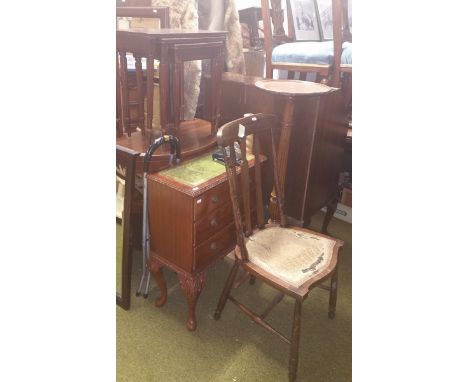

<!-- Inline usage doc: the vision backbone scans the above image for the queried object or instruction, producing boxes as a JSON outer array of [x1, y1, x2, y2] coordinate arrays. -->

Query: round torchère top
[[254, 79, 337, 97]]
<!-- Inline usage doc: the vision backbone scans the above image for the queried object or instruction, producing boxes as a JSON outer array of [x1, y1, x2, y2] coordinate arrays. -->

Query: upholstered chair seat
[[272, 41, 352, 67], [246, 226, 336, 288]]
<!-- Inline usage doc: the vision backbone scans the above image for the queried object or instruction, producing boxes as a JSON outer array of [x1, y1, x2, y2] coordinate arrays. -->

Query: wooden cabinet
[[146, 152, 258, 331]]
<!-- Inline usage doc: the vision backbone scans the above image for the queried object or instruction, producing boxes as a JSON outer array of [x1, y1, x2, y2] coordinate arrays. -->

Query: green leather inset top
[[158, 153, 226, 187]]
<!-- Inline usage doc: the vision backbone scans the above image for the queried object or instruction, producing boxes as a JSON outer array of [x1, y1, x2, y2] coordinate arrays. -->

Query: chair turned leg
[[328, 267, 339, 319], [289, 300, 302, 382], [213, 259, 240, 320]]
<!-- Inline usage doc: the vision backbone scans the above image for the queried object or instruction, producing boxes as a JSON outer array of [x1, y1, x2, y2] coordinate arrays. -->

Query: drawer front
[[194, 202, 234, 246], [193, 181, 230, 221], [193, 185, 258, 245], [193, 223, 237, 271]]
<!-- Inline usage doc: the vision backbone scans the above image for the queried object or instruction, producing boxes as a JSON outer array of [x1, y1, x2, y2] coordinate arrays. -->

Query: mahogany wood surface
[[178, 271, 206, 331], [171, 41, 224, 133], [146, 155, 261, 331], [212, 113, 344, 381], [116, 28, 227, 135], [206, 73, 348, 229], [117, 119, 218, 267], [253, 80, 339, 225], [116, 118, 217, 173]]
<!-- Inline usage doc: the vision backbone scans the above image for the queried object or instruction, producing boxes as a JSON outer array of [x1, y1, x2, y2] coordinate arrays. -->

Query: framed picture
[[316, 0, 333, 40], [290, 0, 321, 41]]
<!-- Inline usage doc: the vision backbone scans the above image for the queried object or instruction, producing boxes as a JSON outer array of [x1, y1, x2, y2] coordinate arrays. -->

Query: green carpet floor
[[117, 213, 351, 381]]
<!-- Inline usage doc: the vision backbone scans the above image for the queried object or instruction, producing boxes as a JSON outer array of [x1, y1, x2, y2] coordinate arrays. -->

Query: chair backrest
[[116, 6, 170, 137], [260, 0, 347, 86], [216, 113, 286, 262], [260, 0, 293, 71]]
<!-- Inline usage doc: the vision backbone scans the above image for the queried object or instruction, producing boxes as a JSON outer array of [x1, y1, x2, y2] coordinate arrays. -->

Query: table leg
[[148, 257, 167, 307], [270, 96, 295, 224], [118, 51, 131, 136], [173, 54, 183, 131], [178, 271, 206, 331], [146, 55, 155, 140], [321, 194, 339, 235], [210, 53, 223, 135], [159, 46, 169, 133], [134, 56, 145, 136]]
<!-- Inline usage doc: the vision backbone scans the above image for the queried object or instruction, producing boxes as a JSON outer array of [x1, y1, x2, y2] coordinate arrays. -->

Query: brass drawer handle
[[210, 218, 218, 227], [211, 195, 219, 203], [210, 242, 217, 251]]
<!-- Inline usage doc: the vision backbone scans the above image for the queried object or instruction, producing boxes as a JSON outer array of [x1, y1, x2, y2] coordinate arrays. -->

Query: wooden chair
[[260, 0, 352, 87], [213, 113, 344, 381], [116, 6, 170, 137]]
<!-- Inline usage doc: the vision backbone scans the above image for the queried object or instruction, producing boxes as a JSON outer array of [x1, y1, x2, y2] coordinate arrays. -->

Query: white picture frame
[[290, 0, 321, 41], [316, 0, 333, 40]]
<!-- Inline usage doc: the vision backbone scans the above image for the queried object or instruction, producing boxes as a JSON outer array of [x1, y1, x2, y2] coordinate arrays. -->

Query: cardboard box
[[341, 187, 352, 208], [322, 203, 352, 224]]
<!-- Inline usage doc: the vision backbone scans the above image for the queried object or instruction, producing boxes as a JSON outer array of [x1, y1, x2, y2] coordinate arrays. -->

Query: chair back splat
[[216, 113, 281, 261]]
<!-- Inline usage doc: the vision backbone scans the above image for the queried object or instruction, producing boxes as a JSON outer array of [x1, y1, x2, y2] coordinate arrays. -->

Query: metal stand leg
[[137, 174, 151, 297]]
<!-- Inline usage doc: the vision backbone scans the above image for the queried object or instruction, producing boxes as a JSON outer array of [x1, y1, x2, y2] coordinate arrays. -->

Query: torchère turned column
[[254, 80, 338, 224]]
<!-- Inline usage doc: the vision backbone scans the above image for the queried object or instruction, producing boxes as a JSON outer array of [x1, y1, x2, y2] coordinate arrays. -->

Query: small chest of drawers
[[146, 152, 258, 331]]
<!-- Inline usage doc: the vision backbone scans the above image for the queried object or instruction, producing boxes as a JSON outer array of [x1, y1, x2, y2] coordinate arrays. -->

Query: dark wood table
[[117, 28, 227, 139]]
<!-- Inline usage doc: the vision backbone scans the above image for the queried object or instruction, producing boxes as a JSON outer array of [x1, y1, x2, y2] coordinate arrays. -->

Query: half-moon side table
[[254, 80, 339, 226]]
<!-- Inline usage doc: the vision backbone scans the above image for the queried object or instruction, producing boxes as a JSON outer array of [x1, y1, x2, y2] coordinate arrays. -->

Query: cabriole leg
[[148, 257, 167, 307], [178, 272, 206, 331]]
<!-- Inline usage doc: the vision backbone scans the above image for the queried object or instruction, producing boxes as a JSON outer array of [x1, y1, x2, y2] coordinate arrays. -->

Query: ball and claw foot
[[213, 311, 221, 320], [328, 311, 335, 319], [136, 292, 141, 297], [143, 293, 148, 299]]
